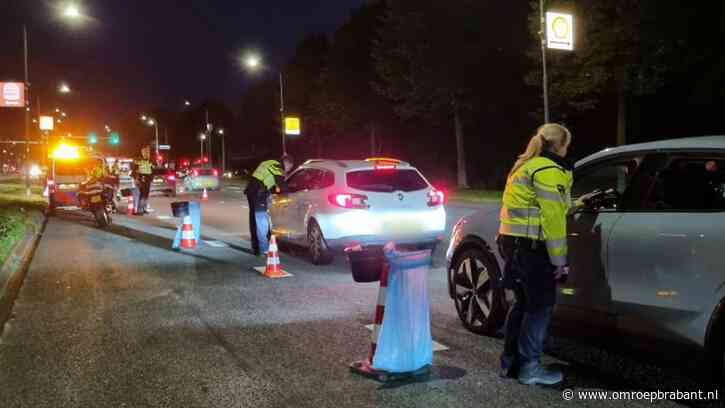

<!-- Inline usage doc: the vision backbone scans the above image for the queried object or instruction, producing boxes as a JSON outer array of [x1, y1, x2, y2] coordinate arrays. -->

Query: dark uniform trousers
[[496, 234, 557, 372]]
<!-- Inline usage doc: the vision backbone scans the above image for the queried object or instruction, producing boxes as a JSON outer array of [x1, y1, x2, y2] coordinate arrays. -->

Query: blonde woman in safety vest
[[497, 123, 573, 386]]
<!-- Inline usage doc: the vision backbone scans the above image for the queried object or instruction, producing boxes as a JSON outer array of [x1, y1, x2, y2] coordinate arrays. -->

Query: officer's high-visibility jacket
[[499, 151, 573, 266], [89, 164, 107, 180], [135, 159, 153, 175], [252, 160, 284, 190]]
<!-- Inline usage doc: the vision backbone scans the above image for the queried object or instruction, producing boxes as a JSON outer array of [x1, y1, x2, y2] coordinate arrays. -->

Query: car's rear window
[[153, 168, 171, 176], [346, 169, 428, 192]]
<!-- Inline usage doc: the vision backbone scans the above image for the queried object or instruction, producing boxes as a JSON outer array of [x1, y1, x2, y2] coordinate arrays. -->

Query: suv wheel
[[308, 220, 333, 265], [450, 247, 507, 336]]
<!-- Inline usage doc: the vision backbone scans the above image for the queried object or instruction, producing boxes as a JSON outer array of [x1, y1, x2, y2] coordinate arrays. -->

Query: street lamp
[[217, 128, 226, 174], [140, 115, 160, 157], [58, 83, 71, 94], [199, 132, 207, 163], [63, 4, 81, 19], [184, 100, 191, 107], [242, 52, 287, 156]]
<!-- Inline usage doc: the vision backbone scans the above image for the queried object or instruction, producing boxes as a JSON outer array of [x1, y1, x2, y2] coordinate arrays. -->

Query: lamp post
[[539, 0, 549, 123], [140, 115, 160, 158], [243, 53, 287, 156], [20, 3, 82, 195], [199, 133, 206, 164], [217, 128, 226, 174]]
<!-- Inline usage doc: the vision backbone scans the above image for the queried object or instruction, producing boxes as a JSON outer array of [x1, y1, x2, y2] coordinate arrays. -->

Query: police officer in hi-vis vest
[[133, 146, 154, 215], [244, 155, 293, 255], [497, 123, 575, 386]]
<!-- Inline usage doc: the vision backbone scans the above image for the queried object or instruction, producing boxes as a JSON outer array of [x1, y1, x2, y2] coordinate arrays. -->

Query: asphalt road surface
[[0, 183, 712, 407]]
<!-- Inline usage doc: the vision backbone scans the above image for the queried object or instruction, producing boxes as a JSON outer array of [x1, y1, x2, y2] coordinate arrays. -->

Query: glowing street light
[[140, 115, 159, 156], [244, 54, 261, 70], [58, 83, 71, 94], [241, 51, 289, 155], [184, 100, 191, 107], [63, 4, 81, 19]]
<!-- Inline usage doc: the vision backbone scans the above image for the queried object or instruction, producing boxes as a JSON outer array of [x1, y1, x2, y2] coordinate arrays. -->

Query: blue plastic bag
[[372, 246, 433, 373]]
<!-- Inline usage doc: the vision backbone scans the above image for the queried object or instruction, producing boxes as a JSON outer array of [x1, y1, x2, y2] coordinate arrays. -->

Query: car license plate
[[385, 220, 421, 234], [90, 195, 102, 203], [153, 178, 163, 183]]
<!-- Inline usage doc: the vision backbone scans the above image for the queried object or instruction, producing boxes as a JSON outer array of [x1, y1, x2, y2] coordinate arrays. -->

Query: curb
[[0, 211, 47, 337]]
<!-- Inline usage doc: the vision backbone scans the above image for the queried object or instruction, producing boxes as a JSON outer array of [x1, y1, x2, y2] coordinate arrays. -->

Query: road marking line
[[204, 240, 228, 248], [365, 324, 449, 352]]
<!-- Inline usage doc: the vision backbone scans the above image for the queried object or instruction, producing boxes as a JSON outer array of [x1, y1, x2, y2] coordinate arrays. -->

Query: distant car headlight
[[29, 164, 42, 177]]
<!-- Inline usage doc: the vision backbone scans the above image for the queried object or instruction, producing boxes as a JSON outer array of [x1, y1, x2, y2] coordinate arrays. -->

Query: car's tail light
[[193, 169, 199, 177], [167, 175, 176, 181], [328, 193, 369, 209], [427, 189, 445, 207], [213, 169, 218, 177]]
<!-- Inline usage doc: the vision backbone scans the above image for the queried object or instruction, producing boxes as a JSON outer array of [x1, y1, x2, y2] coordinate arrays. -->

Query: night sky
[[0, 0, 366, 132]]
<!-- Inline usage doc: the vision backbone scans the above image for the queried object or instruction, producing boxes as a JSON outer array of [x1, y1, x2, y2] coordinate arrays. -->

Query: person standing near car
[[496, 123, 573, 386], [244, 155, 293, 256], [133, 146, 154, 215]]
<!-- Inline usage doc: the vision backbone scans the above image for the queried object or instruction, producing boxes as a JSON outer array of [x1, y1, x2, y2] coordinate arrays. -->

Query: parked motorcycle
[[78, 181, 114, 228]]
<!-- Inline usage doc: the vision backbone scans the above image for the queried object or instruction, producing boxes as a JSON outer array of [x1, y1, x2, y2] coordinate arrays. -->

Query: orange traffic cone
[[180, 215, 197, 249], [259, 235, 291, 278], [202, 188, 208, 200], [127, 196, 134, 215]]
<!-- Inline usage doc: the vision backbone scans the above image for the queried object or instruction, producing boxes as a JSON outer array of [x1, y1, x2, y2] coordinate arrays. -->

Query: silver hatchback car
[[270, 158, 446, 264], [446, 136, 725, 384]]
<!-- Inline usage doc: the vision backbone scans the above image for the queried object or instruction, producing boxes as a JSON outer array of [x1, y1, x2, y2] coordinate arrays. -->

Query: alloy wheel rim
[[453, 256, 493, 328]]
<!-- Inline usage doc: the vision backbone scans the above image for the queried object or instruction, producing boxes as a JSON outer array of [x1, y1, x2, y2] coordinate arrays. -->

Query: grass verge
[[0, 182, 47, 266]]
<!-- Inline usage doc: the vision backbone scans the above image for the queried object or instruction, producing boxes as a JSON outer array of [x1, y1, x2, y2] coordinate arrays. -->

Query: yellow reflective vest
[[89, 165, 106, 179], [252, 160, 284, 190], [136, 159, 153, 175], [499, 153, 573, 266]]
